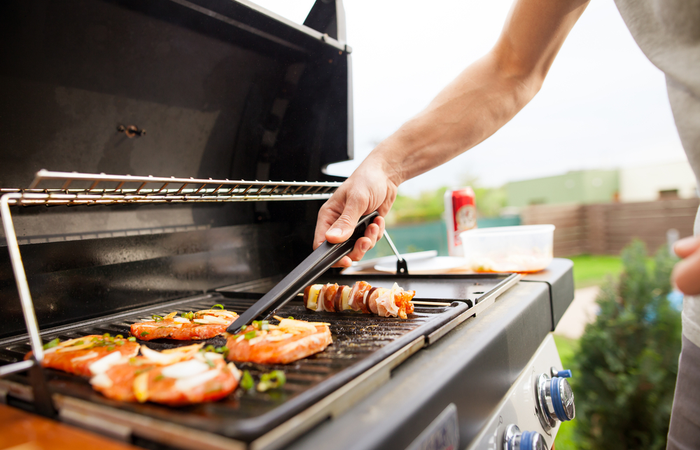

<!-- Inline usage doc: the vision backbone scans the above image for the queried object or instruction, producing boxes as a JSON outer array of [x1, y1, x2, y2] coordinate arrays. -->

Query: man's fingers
[[314, 198, 344, 249], [672, 247, 700, 295], [674, 236, 700, 259], [373, 216, 385, 242], [335, 255, 353, 268], [344, 237, 374, 263], [326, 198, 369, 244]]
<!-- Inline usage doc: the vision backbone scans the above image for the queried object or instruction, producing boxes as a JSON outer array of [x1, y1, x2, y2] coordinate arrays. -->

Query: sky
[[251, 0, 688, 197]]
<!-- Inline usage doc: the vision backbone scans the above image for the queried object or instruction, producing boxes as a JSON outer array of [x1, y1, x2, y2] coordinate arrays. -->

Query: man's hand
[[313, 156, 398, 268], [673, 236, 700, 296]]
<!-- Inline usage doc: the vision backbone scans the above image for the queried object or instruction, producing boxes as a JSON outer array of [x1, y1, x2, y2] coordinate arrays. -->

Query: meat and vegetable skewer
[[303, 282, 415, 319]]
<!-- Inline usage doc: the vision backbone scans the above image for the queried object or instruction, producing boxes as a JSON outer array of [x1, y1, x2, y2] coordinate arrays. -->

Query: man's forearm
[[369, 52, 543, 186], [363, 0, 589, 187]]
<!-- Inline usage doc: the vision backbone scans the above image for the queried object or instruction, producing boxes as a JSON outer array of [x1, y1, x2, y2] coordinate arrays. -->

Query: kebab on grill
[[303, 282, 415, 319], [226, 316, 332, 365], [130, 307, 238, 341], [90, 344, 241, 406], [26, 334, 140, 377]]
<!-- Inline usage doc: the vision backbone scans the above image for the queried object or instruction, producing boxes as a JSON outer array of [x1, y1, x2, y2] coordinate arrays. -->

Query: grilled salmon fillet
[[304, 282, 415, 319], [130, 309, 237, 341], [226, 317, 332, 365], [25, 335, 140, 377], [90, 344, 240, 406]]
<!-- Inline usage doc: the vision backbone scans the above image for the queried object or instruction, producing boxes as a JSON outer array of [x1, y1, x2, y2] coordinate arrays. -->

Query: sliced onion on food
[[89, 351, 123, 375], [71, 351, 99, 363], [227, 362, 241, 381], [278, 318, 317, 334], [90, 373, 113, 389], [265, 333, 293, 342], [174, 369, 220, 392], [141, 345, 198, 365], [133, 372, 149, 403], [161, 360, 210, 379]]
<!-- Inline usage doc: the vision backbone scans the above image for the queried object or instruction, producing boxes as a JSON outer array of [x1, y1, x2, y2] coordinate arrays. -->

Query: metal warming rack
[[0, 169, 342, 413]]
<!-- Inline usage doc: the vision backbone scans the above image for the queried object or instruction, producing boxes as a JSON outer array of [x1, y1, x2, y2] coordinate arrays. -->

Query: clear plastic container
[[459, 225, 555, 273]]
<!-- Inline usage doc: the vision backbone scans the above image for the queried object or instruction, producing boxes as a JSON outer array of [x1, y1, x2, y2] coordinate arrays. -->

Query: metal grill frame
[[0, 170, 341, 411]]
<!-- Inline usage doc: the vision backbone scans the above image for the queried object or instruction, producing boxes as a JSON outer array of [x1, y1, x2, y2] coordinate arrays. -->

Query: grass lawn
[[568, 254, 623, 289], [553, 335, 580, 449]]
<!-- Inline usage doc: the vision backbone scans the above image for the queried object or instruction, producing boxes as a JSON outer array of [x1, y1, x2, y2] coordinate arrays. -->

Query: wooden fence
[[521, 198, 699, 256]]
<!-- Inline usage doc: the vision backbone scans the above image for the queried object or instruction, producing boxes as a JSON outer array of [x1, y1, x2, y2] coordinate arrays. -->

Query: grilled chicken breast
[[226, 317, 332, 365], [90, 344, 240, 406], [131, 309, 237, 341], [26, 335, 140, 377]]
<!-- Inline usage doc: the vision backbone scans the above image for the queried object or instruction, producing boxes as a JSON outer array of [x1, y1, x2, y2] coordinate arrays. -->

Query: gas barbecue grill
[[0, 1, 576, 449]]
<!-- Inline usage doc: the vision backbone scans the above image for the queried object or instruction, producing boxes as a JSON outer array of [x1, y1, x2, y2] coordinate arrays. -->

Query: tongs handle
[[227, 211, 380, 333]]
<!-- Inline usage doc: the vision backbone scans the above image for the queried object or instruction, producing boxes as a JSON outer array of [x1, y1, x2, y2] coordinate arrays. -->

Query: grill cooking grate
[[0, 293, 470, 443]]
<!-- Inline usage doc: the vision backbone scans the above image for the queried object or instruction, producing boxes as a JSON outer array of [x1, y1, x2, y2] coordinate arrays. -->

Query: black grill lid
[[0, 0, 352, 188]]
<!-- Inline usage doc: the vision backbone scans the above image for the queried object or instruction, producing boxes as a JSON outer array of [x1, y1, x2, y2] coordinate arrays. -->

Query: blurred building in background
[[505, 169, 618, 207], [619, 161, 697, 202]]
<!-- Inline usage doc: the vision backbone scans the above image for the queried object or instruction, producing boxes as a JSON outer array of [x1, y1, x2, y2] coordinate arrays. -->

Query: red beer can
[[444, 187, 477, 256]]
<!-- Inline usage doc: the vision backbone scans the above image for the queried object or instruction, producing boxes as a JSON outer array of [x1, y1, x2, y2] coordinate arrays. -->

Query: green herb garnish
[[204, 358, 215, 368], [73, 340, 84, 346], [257, 370, 286, 392], [140, 331, 150, 337], [211, 304, 224, 310], [115, 334, 123, 339], [181, 311, 194, 320], [152, 314, 164, 322], [116, 340, 124, 346], [107, 345, 115, 351], [103, 333, 111, 338], [43, 338, 60, 350], [244, 330, 257, 340], [154, 374, 164, 382], [250, 320, 270, 331], [287, 316, 294, 320], [127, 336, 136, 342], [240, 370, 254, 390]]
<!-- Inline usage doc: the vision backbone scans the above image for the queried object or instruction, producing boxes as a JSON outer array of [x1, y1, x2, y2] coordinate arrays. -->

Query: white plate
[[374, 256, 469, 274], [346, 250, 439, 271]]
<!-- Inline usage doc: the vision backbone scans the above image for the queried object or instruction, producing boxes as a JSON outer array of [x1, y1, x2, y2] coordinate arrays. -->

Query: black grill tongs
[[227, 211, 380, 334]]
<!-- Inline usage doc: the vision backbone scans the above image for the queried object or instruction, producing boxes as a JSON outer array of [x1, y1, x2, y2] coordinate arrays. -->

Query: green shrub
[[574, 240, 681, 450]]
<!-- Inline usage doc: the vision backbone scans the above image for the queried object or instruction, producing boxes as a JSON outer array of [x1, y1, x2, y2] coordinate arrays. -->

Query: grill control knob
[[551, 367, 572, 378], [535, 372, 575, 430], [503, 424, 547, 450]]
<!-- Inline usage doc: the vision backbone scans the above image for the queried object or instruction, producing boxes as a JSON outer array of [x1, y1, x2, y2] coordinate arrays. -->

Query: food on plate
[[130, 306, 238, 341], [303, 282, 415, 319], [26, 334, 140, 377], [226, 316, 332, 365], [90, 343, 240, 406]]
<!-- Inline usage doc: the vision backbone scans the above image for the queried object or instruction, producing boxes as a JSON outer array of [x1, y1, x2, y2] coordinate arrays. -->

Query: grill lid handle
[[227, 211, 380, 333]]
